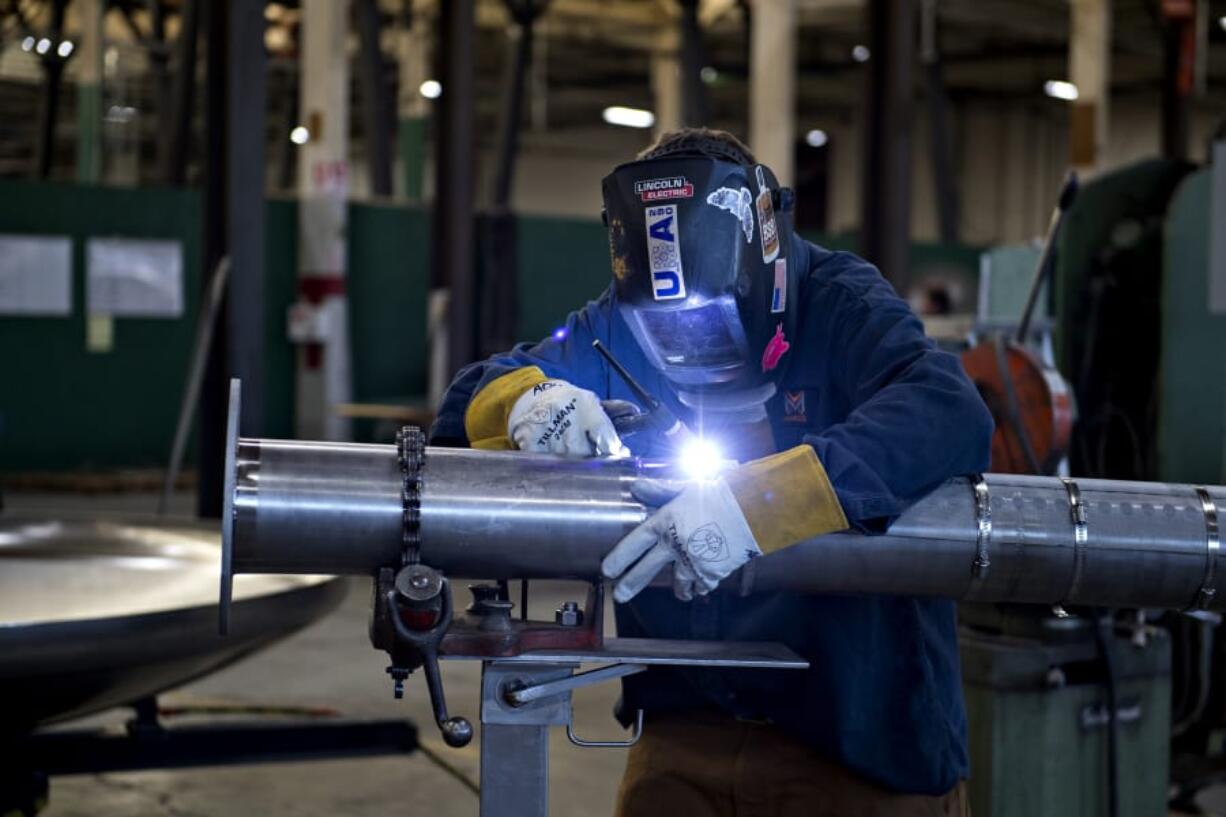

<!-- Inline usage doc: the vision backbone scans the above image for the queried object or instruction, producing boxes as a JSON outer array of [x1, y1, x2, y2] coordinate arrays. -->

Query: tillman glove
[[464, 366, 628, 457], [601, 445, 849, 602]]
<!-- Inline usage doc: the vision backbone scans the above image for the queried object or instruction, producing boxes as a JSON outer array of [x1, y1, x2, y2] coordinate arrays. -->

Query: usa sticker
[[646, 205, 686, 300], [635, 176, 694, 202], [755, 166, 780, 264], [771, 258, 787, 313]]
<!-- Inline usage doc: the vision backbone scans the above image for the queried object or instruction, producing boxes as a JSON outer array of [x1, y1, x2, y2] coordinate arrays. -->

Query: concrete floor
[[8, 491, 629, 817]]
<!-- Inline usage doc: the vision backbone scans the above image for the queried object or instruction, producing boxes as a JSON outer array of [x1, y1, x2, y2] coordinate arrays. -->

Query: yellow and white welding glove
[[464, 366, 628, 457], [601, 446, 849, 603]]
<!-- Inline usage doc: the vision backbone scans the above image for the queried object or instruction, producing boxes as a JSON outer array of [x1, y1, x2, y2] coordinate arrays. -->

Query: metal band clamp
[[970, 475, 992, 585], [1059, 478, 1088, 608], [1192, 487, 1220, 611]]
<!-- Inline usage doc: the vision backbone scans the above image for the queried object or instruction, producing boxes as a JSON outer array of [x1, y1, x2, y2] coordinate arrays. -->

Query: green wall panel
[[348, 201, 430, 400], [0, 181, 202, 471], [515, 214, 612, 344]]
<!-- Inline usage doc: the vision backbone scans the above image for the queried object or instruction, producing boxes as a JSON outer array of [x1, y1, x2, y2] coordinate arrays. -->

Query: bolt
[[555, 601, 583, 627]]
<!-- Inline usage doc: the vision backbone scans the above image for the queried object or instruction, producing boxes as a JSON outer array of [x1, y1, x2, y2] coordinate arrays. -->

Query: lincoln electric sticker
[[755, 166, 780, 264], [646, 205, 686, 300], [636, 176, 694, 202]]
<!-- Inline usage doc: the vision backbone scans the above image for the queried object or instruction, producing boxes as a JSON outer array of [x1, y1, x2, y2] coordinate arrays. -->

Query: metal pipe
[[224, 433, 1226, 613]]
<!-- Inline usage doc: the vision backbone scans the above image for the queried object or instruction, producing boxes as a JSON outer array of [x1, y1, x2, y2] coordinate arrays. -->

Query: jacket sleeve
[[429, 297, 610, 446], [802, 261, 994, 533]]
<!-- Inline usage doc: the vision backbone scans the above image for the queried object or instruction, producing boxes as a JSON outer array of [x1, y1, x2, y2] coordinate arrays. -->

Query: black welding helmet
[[603, 155, 798, 398]]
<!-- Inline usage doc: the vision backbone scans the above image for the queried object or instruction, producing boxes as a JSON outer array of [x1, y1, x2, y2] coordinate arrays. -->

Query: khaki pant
[[615, 711, 969, 817]]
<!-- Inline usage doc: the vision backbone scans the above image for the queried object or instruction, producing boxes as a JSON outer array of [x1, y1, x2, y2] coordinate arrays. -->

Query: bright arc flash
[[679, 438, 724, 481]]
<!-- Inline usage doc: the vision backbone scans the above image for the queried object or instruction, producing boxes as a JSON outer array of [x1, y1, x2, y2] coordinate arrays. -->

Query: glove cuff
[[723, 445, 849, 554], [464, 367, 550, 449]]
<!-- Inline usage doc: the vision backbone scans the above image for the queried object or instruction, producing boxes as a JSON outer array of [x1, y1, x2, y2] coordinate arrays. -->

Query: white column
[[290, 0, 352, 440], [749, 0, 796, 184], [396, 2, 430, 201], [650, 28, 681, 140], [1069, 0, 1111, 176]]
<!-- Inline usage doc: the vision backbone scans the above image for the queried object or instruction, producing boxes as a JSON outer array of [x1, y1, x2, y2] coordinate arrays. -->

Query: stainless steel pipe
[[223, 428, 1226, 612]]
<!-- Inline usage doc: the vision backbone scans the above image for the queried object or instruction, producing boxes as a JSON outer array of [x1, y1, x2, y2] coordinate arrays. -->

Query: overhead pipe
[[222, 427, 1226, 614]]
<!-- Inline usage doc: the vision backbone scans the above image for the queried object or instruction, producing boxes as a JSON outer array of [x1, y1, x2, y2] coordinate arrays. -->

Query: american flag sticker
[[771, 258, 787, 313]]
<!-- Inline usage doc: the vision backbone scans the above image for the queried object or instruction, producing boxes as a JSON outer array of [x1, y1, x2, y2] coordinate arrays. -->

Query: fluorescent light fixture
[[1043, 80, 1079, 101], [35, 38, 51, 55], [290, 125, 310, 145], [805, 129, 828, 148], [602, 106, 655, 129], [852, 44, 870, 63], [419, 79, 442, 99], [21, 36, 34, 51], [56, 40, 73, 58], [700, 65, 718, 84]]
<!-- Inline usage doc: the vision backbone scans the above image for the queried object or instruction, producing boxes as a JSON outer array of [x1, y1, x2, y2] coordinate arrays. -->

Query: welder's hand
[[602, 477, 761, 602], [602, 446, 852, 603], [507, 380, 629, 457]]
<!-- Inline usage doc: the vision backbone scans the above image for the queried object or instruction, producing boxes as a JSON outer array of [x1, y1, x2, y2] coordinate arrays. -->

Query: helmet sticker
[[771, 258, 787, 314], [705, 187, 754, 244], [755, 166, 780, 264], [761, 323, 790, 372], [646, 205, 687, 300], [635, 176, 694, 202]]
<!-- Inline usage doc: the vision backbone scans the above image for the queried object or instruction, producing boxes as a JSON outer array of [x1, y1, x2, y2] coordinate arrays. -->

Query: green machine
[[962, 616, 1171, 817]]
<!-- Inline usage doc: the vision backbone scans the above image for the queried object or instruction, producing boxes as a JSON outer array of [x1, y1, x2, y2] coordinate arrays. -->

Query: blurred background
[[2, 1, 1226, 816]]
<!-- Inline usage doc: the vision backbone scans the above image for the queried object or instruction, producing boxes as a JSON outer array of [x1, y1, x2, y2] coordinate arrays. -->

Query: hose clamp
[[1057, 478, 1088, 609], [1192, 487, 1220, 611], [397, 426, 426, 563], [969, 475, 992, 588]]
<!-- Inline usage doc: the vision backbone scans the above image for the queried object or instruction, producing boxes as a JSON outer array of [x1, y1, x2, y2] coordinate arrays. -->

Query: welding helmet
[[602, 154, 798, 405]]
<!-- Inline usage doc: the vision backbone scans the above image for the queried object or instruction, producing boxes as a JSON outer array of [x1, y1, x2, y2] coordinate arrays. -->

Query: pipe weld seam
[[1059, 477, 1088, 607], [969, 476, 992, 592], [1192, 487, 1220, 610]]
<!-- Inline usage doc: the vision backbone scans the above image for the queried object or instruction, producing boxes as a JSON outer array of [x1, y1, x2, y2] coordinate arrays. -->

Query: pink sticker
[[761, 323, 790, 372]]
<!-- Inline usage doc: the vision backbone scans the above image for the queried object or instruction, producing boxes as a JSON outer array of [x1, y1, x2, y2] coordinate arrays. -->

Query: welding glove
[[601, 445, 849, 602], [464, 366, 628, 457]]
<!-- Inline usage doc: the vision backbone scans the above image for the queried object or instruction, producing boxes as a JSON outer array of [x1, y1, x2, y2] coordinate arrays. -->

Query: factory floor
[[9, 491, 628, 817], [10, 490, 1226, 817]]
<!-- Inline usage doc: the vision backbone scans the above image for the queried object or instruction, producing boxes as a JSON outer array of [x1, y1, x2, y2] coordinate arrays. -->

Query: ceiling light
[[805, 129, 828, 148], [602, 106, 655, 129], [1043, 80, 1079, 101], [1219, 15, 1226, 32], [35, 38, 51, 55], [290, 126, 310, 145], [700, 66, 718, 84], [852, 44, 870, 63], [56, 40, 73, 58], [419, 79, 442, 99], [20, 36, 34, 51]]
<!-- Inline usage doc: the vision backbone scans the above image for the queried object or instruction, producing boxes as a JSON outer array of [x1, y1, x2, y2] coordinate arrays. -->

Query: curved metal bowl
[[0, 516, 346, 736]]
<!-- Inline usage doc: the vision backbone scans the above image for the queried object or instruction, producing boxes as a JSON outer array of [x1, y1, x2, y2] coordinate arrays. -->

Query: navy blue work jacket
[[431, 235, 993, 795]]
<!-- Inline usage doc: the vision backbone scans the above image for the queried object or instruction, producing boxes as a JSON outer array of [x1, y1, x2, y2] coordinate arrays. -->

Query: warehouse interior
[[3, 0, 1226, 815]]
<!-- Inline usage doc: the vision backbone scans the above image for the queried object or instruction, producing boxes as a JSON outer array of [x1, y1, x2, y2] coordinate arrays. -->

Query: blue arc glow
[[679, 438, 724, 481]]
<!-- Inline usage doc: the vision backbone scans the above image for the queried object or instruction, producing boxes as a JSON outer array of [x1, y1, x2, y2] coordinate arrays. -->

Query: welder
[[431, 128, 992, 817]]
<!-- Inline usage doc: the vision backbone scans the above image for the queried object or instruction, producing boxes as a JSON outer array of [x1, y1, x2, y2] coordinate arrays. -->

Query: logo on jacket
[[783, 390, 806, 424], [636, 176, 694, 202], [646, 205, 686, 301]]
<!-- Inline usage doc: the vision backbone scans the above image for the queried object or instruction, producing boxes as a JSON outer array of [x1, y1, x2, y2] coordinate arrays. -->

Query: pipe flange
[[397, 426, 426, 562]]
